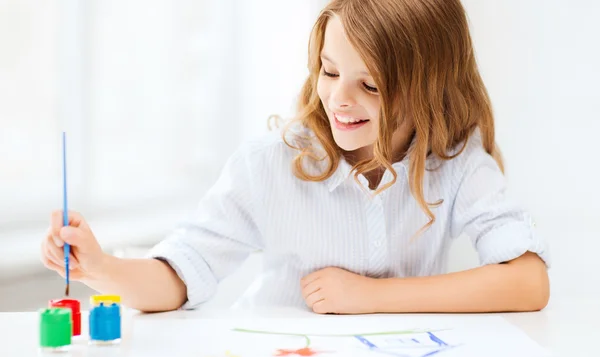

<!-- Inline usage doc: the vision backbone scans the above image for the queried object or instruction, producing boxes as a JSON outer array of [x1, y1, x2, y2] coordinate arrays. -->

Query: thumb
[[59, 226, 96, 253]]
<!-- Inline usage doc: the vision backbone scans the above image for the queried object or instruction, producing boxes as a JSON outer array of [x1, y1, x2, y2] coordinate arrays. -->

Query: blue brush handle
[[62, 132, 70, 285]]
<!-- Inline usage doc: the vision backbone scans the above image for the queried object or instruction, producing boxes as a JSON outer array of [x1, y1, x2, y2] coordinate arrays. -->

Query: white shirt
[[148, 125, 549, 310]]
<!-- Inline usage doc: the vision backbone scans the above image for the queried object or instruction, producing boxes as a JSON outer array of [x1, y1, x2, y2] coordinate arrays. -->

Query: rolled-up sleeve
[[147, 142, 264, 309], [449, 138, 550, 268]]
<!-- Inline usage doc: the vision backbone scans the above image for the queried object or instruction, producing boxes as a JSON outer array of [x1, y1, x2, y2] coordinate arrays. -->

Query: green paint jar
[[39, 307, 72, 352]]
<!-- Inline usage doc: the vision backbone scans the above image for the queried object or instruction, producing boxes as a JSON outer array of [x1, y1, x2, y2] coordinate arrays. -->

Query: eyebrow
[[320, 52, 371, 77]]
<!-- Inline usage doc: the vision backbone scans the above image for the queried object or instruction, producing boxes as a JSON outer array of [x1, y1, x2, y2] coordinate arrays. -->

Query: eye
[[363, 83, 378, 93], [322, 68, 339, 78]]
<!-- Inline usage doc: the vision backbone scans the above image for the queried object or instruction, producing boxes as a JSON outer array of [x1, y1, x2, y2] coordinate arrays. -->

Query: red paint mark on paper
[[274, 347, 323, 356]]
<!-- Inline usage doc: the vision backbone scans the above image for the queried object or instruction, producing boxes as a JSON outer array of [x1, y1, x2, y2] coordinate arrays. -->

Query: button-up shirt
[[148, 125, 549, 309]]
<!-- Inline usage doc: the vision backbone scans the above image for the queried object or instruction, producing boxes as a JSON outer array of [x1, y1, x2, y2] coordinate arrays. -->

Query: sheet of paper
[[130, 314, 552, 357]]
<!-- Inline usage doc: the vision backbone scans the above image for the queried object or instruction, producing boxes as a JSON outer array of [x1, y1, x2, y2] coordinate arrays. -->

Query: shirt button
[[374, 240, 382, 248]]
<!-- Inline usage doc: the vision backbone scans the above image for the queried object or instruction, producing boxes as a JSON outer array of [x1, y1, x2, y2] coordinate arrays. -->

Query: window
[[0, 0, 242, 225], [0, 0, 326, 274]]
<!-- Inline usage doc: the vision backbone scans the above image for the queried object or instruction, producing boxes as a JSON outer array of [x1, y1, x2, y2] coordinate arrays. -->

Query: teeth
[[336, 114, 365, 123]]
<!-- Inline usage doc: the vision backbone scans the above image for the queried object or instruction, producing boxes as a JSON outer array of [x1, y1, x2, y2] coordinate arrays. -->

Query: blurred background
[[0, 0, 598, 311]]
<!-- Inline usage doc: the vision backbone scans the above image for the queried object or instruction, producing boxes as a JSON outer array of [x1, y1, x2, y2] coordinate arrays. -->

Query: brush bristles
[[65, 284, 70, 297]]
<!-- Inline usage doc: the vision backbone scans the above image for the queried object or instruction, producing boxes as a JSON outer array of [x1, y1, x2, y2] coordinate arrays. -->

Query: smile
[[333, 113, 370, 131]]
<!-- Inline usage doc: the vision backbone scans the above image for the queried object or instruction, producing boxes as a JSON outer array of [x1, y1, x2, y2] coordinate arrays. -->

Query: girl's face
[[317, 15, 381, 153]]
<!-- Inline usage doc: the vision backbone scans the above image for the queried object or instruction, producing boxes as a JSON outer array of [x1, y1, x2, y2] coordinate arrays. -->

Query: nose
[[329, 80, 356, 109]]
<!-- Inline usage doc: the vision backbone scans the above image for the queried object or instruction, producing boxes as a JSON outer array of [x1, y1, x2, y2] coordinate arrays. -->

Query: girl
[[41, 0, 550, 314]]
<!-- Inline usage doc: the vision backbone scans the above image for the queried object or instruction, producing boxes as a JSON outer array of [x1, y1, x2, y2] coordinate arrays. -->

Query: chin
[[331, 132, 370, 152], [327, 113, 376, 152]]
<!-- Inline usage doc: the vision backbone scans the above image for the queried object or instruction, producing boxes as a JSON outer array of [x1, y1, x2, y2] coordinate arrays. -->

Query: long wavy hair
[[279, 0, 504, 236]]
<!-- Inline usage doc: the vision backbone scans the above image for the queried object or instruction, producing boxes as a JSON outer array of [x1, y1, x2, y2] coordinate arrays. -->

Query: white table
[[0, 295, 595, 357]]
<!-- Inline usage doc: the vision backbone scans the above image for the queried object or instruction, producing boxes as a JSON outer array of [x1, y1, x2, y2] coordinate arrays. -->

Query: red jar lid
[[49, 299, 81, 315]]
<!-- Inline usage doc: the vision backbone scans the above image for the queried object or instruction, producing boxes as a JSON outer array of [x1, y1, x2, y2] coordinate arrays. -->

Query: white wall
[[460, 0, 600, 298], [236, 0, 326, 138]]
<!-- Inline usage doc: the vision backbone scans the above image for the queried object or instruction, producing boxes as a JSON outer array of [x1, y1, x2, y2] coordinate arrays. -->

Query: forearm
[[372, 252, 549, 313], [82, 254, 187, 313]]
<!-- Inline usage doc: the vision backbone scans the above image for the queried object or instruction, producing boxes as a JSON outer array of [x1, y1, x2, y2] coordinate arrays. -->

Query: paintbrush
[[62, 131, 70, 296]]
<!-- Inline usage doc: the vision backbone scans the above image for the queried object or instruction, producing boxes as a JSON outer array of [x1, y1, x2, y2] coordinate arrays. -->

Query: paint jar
[[49, 298, 81, 337], [90, 295, 121, 307], [89, 302, 121, 345], [39, 308, 71, 352]]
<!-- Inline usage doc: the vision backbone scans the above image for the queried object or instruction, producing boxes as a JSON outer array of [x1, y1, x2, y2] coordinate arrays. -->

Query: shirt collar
[[293, 125, 420, 192], [325, 158, 353, 192], [325, 155, 410, 192]]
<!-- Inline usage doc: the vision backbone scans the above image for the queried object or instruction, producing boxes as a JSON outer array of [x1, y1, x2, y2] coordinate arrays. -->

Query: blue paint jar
[[89, 302, 121, 345]]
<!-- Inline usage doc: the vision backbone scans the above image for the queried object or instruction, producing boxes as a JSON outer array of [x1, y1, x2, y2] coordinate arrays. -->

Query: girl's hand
[[300, 267, 378, 314], [40, 210, 108, 281]]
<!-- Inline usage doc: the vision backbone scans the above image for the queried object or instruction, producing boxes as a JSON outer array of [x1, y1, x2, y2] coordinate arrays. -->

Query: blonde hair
[[279, 0, 503, 236]]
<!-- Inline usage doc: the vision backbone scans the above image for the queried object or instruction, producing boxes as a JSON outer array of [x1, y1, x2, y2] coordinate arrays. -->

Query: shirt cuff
[[474, 218, 551, 268], [146, 239, 218, 310]]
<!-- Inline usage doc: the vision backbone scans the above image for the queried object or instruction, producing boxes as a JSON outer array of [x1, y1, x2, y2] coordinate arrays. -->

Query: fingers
[[41, 256, 83, 281], [300, 272, 335, 314], [44, 226, 63, 249], [41, 254, 63, 273], [312, 300, 329, 314], [300, 273, 321, 290], [49, 209, 96, 253], [59, 226, 95, 253], [43, 229, 63, 266], [48, 218, 95, 253], [301, 278, 319, 299], [46, 241, 63, 267], [301, 278, 324, 309], [50, 210, 88, 238], [304, 287, 324, 308], [42, 233, 79, 269]]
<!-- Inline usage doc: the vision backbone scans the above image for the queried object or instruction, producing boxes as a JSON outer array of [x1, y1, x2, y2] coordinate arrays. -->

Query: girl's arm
[[42, 136, 264, 313], [371, 251, 549, 313], [81, 255, 188, 313], [41, 210, 188, 313]]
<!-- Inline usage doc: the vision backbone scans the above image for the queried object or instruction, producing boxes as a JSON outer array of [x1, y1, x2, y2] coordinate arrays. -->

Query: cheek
[[365, 96, 380, 122], [316, 78, 330, 106]]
